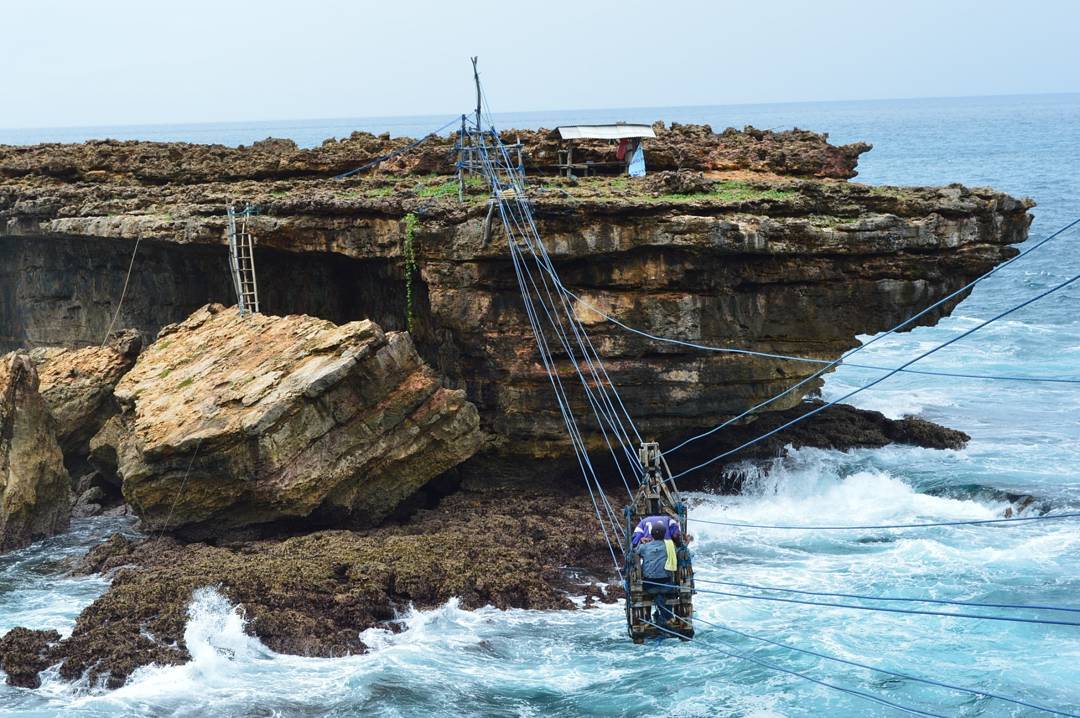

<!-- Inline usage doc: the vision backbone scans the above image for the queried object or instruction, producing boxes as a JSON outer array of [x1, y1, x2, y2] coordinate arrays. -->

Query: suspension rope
[[508, 213, 643, 478], [497, 166, 629, 550], [663, 216, 1080, 458], [466, 90, 646, 569], [501, 184, 643, 474], [689, 511, 1080, 530], [510, 241, 638, 496], [655, 583, 1080, 627], [479, 120, 644, 456], [640, 619, 946, 717], [666, 267, 1080, 481], [508, 238, 624, 563], [496, 152, 644, 457], [477, 113, 649, 497], [100, 235, 142, 347], [549, 283, 1080, 384], [333, 116, 461, 180], [494, 162, 640, 483], [477, 129, 644, 488], [692, 577, 1080, 614], [510, 238, 625, 523], [688, 613, 1080, 717]]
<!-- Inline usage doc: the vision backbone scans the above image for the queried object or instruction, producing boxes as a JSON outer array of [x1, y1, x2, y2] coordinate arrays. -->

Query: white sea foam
[[691, 447, 1001, 531]]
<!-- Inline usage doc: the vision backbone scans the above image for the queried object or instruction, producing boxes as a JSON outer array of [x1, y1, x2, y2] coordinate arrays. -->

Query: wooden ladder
[[226, 205, 260, 315]]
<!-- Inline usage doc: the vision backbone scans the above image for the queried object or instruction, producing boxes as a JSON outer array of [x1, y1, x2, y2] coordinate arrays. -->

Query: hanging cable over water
[[641, 619, 947, 717], [507, 237, 624, 565], [484, 126, 646, 454], [656, 582, 1080, 627], [685, 613, 1080, 717], [662, 215, 1080, 458], [473, 127, 646, 497], [665, 265, 1080, 481], [689, 510, 1080, 530], [540, 271, 1080, 384], [691, 576, 1080, 614]]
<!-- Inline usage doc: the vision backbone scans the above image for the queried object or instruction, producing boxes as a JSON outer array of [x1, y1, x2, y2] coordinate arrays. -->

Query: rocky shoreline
[[0, 122, 1033, 688]]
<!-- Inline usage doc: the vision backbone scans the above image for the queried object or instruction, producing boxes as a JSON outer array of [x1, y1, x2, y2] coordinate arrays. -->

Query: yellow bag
[[664, 539, 677, 572]]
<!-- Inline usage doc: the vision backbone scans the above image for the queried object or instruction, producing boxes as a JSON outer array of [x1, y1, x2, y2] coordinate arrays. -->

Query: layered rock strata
[[0, 126, 1033, 483], [104, 304, 484, 538]]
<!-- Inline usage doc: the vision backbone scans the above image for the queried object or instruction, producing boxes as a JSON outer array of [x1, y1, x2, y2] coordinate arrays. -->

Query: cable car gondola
[[624, 441, 695, 643]]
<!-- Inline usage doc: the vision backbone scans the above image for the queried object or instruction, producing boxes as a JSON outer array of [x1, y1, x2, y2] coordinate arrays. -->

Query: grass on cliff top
[[416, 175, 486, 198], [654, 180, 795, 204], [566, 177, 797, 204], [321, 173, 801, 207]]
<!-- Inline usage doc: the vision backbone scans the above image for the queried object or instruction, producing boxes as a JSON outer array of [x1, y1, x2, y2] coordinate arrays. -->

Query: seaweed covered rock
[[106, 305, 484, 538], [40, 488, 616, 688], [0, 627, 61, 688], [0, 353, 71, 552]]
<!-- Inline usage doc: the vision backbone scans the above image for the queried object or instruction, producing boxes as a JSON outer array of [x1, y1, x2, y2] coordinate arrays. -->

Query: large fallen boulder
[[0, 353, 71, 552], [30, 329, 142, 459], [104, 304, 485, 538]]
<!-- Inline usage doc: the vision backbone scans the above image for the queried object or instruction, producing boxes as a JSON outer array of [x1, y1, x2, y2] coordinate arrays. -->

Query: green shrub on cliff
[[403, 212, 420, 332]]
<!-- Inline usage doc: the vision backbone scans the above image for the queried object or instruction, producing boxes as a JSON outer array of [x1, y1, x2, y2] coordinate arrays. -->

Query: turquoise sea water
[[1, 93, 1079, 716]]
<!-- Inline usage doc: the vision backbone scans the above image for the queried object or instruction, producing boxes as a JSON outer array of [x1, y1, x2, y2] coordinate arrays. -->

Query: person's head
[[651, 524, 666, 541]]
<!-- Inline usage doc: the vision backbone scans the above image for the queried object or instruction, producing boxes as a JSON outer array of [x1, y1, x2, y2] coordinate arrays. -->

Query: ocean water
[[1, 93, 1079, 716]]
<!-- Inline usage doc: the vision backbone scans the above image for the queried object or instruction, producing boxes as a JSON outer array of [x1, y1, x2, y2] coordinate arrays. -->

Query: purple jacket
[[631, 515, 681, 547]]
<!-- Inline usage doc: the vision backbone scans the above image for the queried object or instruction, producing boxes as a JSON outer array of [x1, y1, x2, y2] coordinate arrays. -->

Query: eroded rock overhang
[[0, 126, 1034, 476]]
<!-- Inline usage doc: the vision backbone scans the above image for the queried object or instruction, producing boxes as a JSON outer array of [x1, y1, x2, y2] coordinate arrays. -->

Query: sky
[[3, 0, 1080, 129]]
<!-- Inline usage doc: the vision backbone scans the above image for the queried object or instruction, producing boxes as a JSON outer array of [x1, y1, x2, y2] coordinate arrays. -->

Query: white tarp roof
[[556, 124, 656, 140]]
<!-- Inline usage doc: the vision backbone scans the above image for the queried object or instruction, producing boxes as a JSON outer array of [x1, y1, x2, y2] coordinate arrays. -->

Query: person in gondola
[[633, 523, 677, 624], [631, 513, 681, 547]]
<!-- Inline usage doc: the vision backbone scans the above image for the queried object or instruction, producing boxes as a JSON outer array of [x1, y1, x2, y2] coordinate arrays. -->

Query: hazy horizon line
[[3, 90, 1077, 134]]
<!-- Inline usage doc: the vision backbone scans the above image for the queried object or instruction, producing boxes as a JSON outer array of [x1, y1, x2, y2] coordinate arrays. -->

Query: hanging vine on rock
[[403, 212, 420, 332]]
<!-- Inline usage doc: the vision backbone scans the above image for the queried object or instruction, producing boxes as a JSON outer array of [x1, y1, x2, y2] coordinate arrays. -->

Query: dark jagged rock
[[669, 401, 970, 491], [731, 401, 971, 455]]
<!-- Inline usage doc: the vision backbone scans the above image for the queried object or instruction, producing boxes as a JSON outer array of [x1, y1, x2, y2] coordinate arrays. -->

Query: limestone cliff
[[0, 125, 1033, 484]]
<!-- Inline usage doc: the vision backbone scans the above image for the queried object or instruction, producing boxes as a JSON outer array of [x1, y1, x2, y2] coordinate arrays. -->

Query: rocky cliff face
[[104, 304, 484, 538], [0, 125, 1033, 484], [0, 353, 71, 551]]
